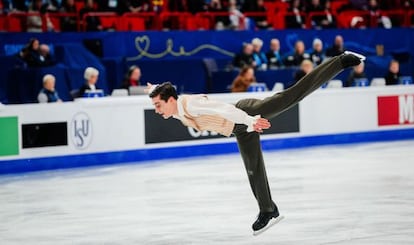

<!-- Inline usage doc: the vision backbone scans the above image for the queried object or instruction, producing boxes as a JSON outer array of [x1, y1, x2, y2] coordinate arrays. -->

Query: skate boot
[[340, 51, 366, 68], [252, 207, 284, 236]]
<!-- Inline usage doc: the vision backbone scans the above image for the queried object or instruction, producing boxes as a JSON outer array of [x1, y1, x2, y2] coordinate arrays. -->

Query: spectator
[[242, 0, 270, 29], [310, 38, 325, 66], [326, 35, 345, 57], [1, 0, 28, 13], [19, 38, 42, 67], [27, 0, 55, 32], [384, 60, 401, 85], [38, 44, 55, 67], [187, 0, 206, 14], [38, 74, 62, 103], [41, 0, 60, 13], [80, 0, 103, 31], [229, 0, 245, 30], [285, 0, 306, 29], [308, 0, 337, 29], [266, 38, 284, 68], [122, 65, 142, 89], [60, 0, 78, 31], [284, 40, 310, 67], [294, 59, 314, 82], [209, 0, 230, 29], [368, 0, 392, 28], [233, 43, 255, 69], [251, 37, 268, 70], [79, 67, 100, 97], [97, 0, 126, 14], [346, 62, 367, 87], [124, 0, 151, 13], [306, 0, 324, 13], [168, 0, 186, 12], [231, 66, 256, 92]]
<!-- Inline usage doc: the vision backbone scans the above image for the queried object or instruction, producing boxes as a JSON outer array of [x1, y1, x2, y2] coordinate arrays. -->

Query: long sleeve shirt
[[173, 95, 258, 133]]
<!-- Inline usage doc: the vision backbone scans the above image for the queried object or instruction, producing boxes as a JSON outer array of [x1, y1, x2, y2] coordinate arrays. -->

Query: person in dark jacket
[[38, 74, 62, 103], [121, 65, 142, 89], [79, 67, 101, 97], [266, 38, 284, 68], [384, 59, 401, 85], [346, 62, 367, 87], [233, 43, 256, 69], [326, 35, 345, 57]]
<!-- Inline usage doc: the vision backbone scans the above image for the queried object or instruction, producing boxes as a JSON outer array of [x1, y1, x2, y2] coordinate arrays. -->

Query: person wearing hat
[[146, 51, 365, 235]]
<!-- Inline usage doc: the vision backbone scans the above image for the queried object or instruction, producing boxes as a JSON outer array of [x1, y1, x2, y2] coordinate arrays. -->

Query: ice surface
[[1, 140, 414, 244]]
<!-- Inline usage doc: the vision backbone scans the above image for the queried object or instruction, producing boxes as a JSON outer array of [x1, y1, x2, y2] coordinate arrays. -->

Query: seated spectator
[[19, 38, 45, 67], [231, 66, 256, 92], [27, 0, 55, 32], [294, 59, 314, 82], [38, 74, 62, 103], [124, 0, 151, 13], [326, 35, 345, 57], [286, 0, 306, 29], [310, 38, 325, 66], [209, 0, 230, 30], [168, 0, 186, 12], [60, 0, 78, 32], [38, 44, 55, 67], [97, 0, 126, 14], [306, 0, 324, 13], [229, 0, 245, 30], [41, 0, 60, 13], [251, 37, 268, 70], [346, 62, 367, 87], [2, 0, 28, 13], [243, 0, 270, 29], [384, 60, 402, 85], [233, 43, 255, 69], [284, 40, 310, 67], [122, 65, 142, 89], [79, 67, 101, 97], [266, 38, 284, 69], [368, 0, 392, 28], [187, 0, 206, 14], [80, 0, 103, 31], [308, 0, 336, 29]]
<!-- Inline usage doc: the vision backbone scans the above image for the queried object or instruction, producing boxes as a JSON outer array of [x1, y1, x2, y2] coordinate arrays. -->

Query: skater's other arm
[[186, 96, 270, 133]]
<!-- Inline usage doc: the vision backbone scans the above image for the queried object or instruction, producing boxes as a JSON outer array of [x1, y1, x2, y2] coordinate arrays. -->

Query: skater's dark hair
[[149, 82, 178, 102]]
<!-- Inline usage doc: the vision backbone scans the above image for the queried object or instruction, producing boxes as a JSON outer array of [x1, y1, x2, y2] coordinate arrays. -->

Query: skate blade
[[253, 215, 284, 236]]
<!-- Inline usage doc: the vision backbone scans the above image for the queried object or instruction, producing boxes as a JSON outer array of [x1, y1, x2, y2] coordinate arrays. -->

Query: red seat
[[123, 17, 146, 31]]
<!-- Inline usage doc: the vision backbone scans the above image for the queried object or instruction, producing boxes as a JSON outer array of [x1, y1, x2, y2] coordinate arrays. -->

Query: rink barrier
[[1, 128, 414, 175]]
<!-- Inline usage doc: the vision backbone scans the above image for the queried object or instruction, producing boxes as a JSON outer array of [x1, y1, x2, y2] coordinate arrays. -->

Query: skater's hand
[[253, 117, 271, 133]]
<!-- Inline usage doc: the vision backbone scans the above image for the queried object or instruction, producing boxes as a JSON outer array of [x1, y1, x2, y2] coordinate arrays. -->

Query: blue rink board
[[1, 128, 414, 175]]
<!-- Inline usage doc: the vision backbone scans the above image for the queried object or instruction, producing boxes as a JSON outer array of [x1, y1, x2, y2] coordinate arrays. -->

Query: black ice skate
[[340, 51, 366, 68], [252, 208, 284, 236]]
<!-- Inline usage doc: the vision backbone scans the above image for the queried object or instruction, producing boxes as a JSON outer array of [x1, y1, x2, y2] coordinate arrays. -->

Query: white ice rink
[[1, 140, 414, 244]]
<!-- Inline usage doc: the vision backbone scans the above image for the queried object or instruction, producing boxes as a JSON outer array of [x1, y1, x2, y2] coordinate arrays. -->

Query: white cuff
[[246, 115, 260, 132]]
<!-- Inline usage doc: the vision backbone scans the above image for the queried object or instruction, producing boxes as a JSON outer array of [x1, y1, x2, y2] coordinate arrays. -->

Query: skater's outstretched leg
[[236, 52, 365, 119]]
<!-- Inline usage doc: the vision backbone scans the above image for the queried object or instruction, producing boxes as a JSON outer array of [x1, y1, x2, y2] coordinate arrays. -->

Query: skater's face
[[152, 95, 176, 119]]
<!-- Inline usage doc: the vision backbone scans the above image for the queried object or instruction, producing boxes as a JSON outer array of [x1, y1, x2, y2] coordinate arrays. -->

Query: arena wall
[[1, 85, 414, 174]]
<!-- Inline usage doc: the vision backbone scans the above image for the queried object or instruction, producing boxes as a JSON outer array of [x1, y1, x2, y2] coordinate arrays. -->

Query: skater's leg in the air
[[236, 52, 365, 119]]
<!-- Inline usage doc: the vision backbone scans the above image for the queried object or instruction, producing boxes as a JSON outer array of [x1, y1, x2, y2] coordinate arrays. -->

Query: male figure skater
[[146, 51, 365, 235]]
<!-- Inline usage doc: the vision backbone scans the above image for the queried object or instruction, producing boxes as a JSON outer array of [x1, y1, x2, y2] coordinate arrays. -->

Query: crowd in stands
[[1, 0, 414, 31], [230, 34, 409, 92]]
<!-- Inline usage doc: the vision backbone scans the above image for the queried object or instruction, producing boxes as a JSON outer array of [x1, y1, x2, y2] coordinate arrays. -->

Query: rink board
[[1, 85, 414, 174]]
